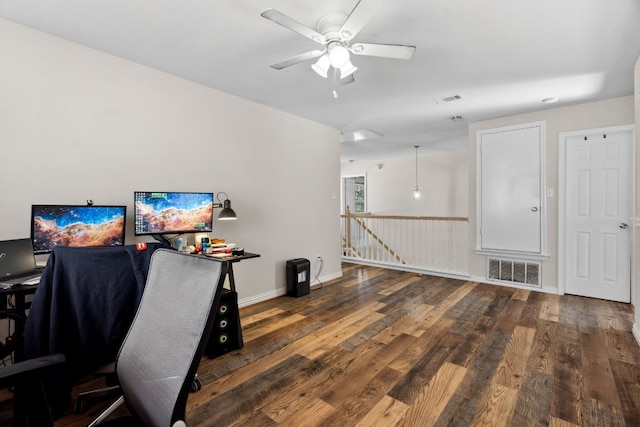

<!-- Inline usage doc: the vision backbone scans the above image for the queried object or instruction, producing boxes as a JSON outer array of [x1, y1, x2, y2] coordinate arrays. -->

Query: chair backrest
[[114, 249, 227, 426]]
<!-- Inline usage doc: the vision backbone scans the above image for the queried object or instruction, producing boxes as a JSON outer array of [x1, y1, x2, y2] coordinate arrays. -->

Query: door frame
[[340, 173, 367, 215], [558, 124, 635, 298]]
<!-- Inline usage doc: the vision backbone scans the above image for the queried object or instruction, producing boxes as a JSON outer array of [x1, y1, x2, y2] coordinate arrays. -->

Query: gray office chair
[[89, 249, 227, 426]]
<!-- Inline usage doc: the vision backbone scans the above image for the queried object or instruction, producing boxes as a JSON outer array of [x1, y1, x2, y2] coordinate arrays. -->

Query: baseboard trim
[[341, 259, 470, 281], [633, 324, 640, 347], [468, 275, 559, 295], [238, 271, 343, 308], [238, 288, 286, 308], [311, 271, 343, 287]]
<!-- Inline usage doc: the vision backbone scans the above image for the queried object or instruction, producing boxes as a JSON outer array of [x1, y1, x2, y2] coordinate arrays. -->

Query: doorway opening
[[341, 174, 366, 214]]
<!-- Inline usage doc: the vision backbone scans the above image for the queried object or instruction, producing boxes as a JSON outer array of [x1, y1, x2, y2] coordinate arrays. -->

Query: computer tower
[[286, 258, 310, 297], [205, 289, 243, 358]]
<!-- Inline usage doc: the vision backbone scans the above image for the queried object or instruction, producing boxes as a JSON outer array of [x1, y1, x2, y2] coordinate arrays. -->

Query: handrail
[[342, 213, 468, 222], [341, 206, 469, 276]]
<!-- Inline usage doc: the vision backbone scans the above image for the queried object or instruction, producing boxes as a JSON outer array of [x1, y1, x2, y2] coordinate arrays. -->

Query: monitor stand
[[151, 234, 173, 247]]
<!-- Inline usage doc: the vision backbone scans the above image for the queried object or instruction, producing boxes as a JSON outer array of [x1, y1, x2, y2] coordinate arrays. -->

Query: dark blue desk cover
[[24, 242, 167, 416]]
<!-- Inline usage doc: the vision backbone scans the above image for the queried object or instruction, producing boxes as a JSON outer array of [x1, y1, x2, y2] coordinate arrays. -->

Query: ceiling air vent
[[433, 94, 464, 104]]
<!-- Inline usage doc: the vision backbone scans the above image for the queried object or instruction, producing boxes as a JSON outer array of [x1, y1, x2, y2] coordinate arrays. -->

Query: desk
[[203, 252, 259, 357], [0, 284, 38, 361], [0, 284, 37, 312], [207, 252, 260, 292]]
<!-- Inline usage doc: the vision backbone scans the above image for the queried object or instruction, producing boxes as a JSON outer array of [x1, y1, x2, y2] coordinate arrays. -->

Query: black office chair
[[0, 353, 66, 426], [89, 249, 227, 426]]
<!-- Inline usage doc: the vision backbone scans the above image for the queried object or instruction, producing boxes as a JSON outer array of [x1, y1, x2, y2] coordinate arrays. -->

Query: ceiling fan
[[261, 0, 416, 83]]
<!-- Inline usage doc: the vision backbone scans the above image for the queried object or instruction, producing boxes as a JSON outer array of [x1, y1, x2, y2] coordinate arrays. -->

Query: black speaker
[[205, 289, 243, 358]]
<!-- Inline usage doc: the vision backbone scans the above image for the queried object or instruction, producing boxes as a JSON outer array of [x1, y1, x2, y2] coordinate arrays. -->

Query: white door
[[564, 129, 633, 302], [478, 123, 544, 254]]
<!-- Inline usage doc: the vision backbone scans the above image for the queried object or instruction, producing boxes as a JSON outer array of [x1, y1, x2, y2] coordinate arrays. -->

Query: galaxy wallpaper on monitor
[[134, 192, 213, 235], [31, 205, 126, 254]]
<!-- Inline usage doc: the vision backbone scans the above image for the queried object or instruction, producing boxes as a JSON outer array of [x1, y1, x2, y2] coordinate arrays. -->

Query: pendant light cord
[[414, 145, 419, 187], [412, 145, 422, 201]]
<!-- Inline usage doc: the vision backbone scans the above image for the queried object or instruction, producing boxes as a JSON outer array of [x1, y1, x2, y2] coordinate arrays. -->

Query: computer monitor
[[31, 204, 127, 254], [133, 191, 214, 237]]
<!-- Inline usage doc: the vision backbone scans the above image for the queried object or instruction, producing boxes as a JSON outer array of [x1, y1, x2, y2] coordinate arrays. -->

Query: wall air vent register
[[487, 258, 540, 288]]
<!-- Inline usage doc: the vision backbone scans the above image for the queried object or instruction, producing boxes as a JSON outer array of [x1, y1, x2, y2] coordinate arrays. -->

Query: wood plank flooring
[[4, 262, 640, 426]]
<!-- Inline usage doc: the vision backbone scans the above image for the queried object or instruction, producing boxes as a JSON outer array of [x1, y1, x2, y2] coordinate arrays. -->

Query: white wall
[[468, 96, 635, 293], [341, 150, 468, 217], [0, 19, 343, 306]]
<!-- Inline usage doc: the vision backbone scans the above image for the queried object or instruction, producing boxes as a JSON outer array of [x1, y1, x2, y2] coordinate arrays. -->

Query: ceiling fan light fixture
[[262, 6, 417, 87], [339, 61, 358, 79], [328, 43, 350, 68], [311, 54, 330, 78]]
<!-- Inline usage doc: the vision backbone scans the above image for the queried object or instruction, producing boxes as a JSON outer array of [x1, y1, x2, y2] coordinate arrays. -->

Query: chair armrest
[[0, 354, 65, 388]]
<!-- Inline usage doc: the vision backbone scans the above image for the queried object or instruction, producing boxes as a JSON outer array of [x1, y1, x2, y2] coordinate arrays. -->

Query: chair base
[[75, 384, 121, 414]]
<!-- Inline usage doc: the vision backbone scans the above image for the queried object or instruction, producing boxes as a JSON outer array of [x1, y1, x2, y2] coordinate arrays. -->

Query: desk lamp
[[215, 192, 237, 220]]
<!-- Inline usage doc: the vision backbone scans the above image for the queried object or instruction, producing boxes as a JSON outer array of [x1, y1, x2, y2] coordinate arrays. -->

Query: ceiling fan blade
[[261, 9, 326, 45], [270, 50, 325, 70], [349, 43, 416, 59], [339, 0, 387, 41]]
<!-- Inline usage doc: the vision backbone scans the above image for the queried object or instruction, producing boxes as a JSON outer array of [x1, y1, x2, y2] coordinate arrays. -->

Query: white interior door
[[563, 129, 633, 302], [478, 123, 544, 254]]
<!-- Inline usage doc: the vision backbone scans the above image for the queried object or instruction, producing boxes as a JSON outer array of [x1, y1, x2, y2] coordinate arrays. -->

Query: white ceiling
[[1, 0, 639, 163]]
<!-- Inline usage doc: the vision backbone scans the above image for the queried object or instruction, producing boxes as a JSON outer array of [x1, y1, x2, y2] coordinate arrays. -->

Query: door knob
[[531, 207, 539, 212], [620, 223, 629, 229]]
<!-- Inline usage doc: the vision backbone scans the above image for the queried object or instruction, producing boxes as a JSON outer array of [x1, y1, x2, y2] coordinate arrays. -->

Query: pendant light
[[412, 145, 422, 201]]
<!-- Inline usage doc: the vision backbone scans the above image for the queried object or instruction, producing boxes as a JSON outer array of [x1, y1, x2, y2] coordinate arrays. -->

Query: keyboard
[[0, 272, 42, 287], [21, 276, 41, 285]]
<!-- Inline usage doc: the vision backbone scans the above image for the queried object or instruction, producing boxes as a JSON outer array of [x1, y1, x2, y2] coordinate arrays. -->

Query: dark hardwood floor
[[5, 262, 640, 426]]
